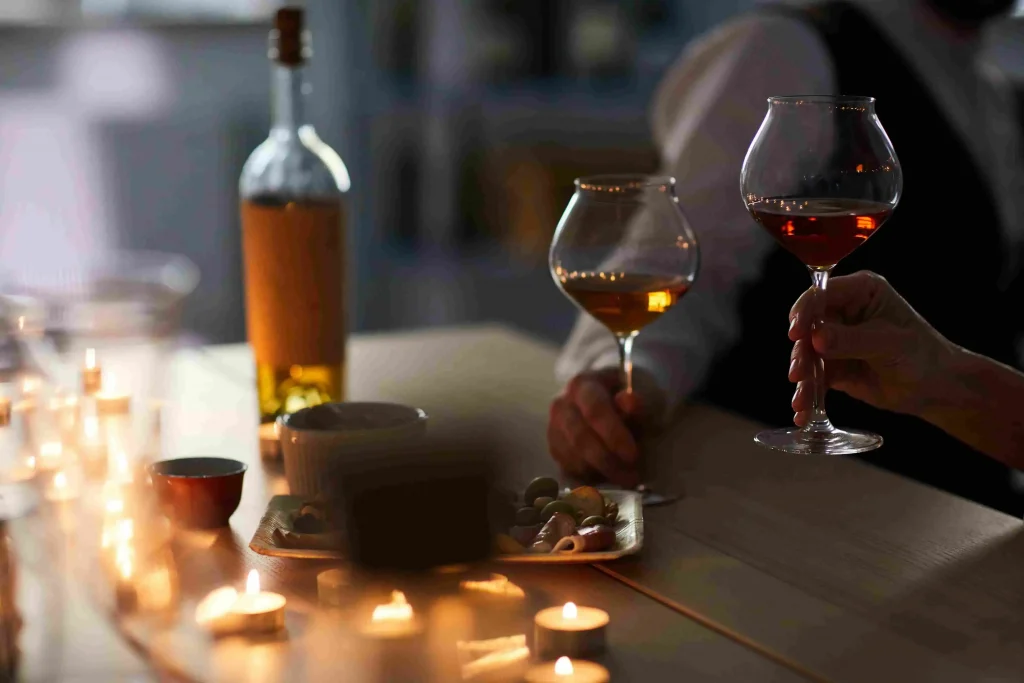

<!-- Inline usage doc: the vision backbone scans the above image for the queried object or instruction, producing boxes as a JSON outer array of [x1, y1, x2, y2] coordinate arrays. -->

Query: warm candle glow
[[114, 451, 131, 481], [115, 544, 133, 579], [246, 569, 260, 595], [39, 442, 62, 469], [106, 498, 124, 514], [195, 586, 240, 624], [563, 602, 578, 620], [555, 657, 573, 676], [460, 573, 526, 599], [372, 590, 413, 622], [85, 416, 100, 439], [85, 348, 96, 370], [105, 372, 118, 393], [53, 471, 67, 490], [25, 456, 35, 471], [22, 376, 38, 395]]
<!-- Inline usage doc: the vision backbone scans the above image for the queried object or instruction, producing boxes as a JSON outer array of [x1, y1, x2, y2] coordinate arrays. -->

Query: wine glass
[[740, 95, 902, 454], [550, 175, 700, 505]]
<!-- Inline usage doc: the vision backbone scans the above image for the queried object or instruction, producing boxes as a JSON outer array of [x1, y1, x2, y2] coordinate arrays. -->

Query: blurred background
[[0, 0, 1023, 346]]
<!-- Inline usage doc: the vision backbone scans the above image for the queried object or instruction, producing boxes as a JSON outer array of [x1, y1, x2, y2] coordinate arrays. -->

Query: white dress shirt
[[555, 0, 1024, 408]]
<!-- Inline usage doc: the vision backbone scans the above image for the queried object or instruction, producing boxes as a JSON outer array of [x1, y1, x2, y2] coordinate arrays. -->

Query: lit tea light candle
[[114, 543, 138, 613], [534, 602, 609, 660], [259, 422, 282, 460], [195, 570, 286, 636], [21, 376, 39, 398], [460, 573, 526, 600], [525, 657, 609, 683], [361, 590, 422, 639], [96, 374, 131, 416], [38, 441, 64, 472], [82, 348, 102, 396], [46, 469, 79, 502]]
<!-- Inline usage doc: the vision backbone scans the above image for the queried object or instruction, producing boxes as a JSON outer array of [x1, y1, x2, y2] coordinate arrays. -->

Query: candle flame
[[41, 441, 61, 459], [85, 348, 96, 370], [562, 602, 578, 620], [117, 519, 134, 543], [555, 657, 574, 676], [246, 569, 260, 595], [53, 471, 67, 490], [22, 376, 37, 395], [16, 316, 24, 331], [106, 498, 124, 514], [372, 590, 413, 622], [115, 544, 133, 579]]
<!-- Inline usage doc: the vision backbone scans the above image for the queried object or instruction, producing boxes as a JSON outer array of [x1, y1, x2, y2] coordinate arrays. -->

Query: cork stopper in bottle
[[273, 7, 306, 66]]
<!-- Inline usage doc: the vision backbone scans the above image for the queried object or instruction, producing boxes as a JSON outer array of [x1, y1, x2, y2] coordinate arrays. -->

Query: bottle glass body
[[239, 62, 351, 422]]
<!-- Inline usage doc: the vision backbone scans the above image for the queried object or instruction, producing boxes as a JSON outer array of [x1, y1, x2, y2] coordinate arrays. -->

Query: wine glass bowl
[[741, 95, 902, 455], [549, 175, 699, 503]]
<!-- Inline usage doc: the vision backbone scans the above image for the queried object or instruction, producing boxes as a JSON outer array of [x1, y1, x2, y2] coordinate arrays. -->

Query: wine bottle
[[239, 7, 351, 423]]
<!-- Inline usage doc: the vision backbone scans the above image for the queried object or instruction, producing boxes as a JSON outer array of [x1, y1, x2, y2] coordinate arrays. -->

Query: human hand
[[547, 368, 664, 488], [788, 270, 958, 425]]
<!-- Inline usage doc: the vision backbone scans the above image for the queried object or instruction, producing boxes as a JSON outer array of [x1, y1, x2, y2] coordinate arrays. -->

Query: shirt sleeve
[[555, 13, 835, 409]]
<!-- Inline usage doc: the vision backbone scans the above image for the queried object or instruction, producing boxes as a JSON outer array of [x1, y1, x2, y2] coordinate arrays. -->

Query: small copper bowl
[[148, 457, 247, 529]]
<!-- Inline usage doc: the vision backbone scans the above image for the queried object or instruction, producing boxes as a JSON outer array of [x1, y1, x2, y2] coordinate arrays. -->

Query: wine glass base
[[754, 425, 882, 455]]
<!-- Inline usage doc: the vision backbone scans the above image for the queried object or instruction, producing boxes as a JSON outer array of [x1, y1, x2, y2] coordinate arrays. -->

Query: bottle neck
[[271, 62, 308, 135]]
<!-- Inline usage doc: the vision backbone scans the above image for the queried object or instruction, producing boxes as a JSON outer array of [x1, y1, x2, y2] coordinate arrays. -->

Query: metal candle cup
[[525, 657, 609, 683], [534, 602, 608, 660]]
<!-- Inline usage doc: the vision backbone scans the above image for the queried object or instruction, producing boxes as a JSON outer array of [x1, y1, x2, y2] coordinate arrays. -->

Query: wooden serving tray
[[250, 490, 643, 563], [249, 495, 345, 560], [496, 490, 644, 564]]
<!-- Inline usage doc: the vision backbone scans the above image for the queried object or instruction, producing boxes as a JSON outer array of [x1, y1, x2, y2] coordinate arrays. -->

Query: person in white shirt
[[548, 0, 1024, 513]]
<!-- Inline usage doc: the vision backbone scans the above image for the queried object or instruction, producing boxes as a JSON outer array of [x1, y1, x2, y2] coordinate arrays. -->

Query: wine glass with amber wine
[[550, 175, 700, 505], [741, 95, 902, 454]]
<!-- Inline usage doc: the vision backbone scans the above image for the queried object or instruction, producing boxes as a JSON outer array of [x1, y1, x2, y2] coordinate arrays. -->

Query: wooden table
[[18, 325, 1024, 681]]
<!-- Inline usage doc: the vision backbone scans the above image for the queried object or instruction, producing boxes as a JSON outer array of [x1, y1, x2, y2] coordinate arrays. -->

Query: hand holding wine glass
[[787, 270, 957, 424], [741, 96, 902, 454], [549, 175, 699, 504]]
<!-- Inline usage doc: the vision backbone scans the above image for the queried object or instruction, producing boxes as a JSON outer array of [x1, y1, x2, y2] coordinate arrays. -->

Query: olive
[[533, 496, 555, 511], [299, 503, 326, 520], [580, 515, 610, 528], [539, 500, 576, 523], [293, 513, 327, 534], [524, 477, 560, 506], [515, 507, 540, 526]]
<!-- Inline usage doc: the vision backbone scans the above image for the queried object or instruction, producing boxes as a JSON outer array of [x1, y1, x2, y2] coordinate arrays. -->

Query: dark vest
[[698, 1, 1024, 515]]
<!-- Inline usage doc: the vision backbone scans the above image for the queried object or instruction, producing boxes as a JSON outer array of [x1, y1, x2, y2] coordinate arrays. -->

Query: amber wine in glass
[[741, 96, 902, 455], [550, 176, 700, 504]]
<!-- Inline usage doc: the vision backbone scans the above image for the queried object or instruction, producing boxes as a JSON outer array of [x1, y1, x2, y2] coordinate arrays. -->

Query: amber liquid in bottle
[[560, 272, 691, 335], [241, 197, 346, 420], [240, 8, 351, 422]]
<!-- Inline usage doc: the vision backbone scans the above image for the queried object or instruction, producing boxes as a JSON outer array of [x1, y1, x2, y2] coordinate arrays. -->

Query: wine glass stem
[[807, 267, 833, 431], [616, 332, 638, 395]]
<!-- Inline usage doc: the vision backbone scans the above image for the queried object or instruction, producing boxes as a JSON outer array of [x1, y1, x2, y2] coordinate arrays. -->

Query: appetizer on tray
[[493, 477, 643, 563]]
